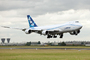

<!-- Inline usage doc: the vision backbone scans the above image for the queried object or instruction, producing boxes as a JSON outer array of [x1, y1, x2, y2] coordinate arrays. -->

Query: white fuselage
[[29, 21, 82, 34]]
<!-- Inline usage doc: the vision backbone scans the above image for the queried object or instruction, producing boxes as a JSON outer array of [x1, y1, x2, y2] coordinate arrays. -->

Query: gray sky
[[0, 0, 90, 43]]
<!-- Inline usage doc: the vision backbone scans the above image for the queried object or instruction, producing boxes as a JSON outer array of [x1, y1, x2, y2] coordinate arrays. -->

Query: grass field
[[0, 46, 90, 48], [0, 46, 90, 60]]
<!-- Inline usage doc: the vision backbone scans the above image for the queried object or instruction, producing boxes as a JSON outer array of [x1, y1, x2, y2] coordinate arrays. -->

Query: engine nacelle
[[42, 30, 48, 35], [70, 32, 75, 35], [25, 29, 32, 34], [70, 30, 80, 35]]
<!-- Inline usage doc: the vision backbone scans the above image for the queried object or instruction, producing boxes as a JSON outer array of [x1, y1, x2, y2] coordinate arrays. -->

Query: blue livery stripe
[[27, 15, 38, 28]]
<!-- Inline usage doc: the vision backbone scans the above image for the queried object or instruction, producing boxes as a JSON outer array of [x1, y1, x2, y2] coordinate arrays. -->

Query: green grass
[[0, 46, 90, 48], [0, 49, 90, 60], [0, 46, 90, 60]]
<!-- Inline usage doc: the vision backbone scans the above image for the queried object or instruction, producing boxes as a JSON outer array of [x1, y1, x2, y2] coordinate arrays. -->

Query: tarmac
[[0, 48, 90, 50]]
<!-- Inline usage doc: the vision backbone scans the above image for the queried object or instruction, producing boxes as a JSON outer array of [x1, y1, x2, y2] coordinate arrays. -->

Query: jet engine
[[70, 30, 80, 35], [25, 29, 32, 34], [42, 30, 48, 35], [70, 31, 75, 35]]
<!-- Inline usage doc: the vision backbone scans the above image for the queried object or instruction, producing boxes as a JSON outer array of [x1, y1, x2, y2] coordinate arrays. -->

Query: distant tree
[[38, 41, 41, 44], [72, 44, 75, 46], [48, 43, 52, 46], [58, 43, 61, 46], [61, 42, 66, 46], [26, 42, 31, 46], [81, 42, 84, 45]]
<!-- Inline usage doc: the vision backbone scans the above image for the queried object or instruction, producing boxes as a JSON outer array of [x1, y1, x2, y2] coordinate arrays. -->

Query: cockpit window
[[75, 21, 79, 23]]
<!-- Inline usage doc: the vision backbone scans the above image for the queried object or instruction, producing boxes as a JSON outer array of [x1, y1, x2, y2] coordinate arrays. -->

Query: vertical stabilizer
[[27, 15, 38, 28]]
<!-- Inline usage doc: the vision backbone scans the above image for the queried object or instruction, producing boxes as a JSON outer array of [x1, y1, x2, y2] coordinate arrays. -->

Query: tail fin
[[27, 15, 38, 28]]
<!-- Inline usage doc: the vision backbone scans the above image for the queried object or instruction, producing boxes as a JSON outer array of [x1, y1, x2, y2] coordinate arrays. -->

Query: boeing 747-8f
[[2, 15, 82, 38]]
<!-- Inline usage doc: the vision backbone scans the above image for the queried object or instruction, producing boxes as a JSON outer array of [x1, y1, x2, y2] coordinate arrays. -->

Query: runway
[[0, 48, 90, 50]]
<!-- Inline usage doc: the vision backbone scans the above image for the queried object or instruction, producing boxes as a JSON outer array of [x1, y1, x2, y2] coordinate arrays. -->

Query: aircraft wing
[[2, 26, 43, 34], [1, 26, 27, 31], [2, 26, 62, 35]]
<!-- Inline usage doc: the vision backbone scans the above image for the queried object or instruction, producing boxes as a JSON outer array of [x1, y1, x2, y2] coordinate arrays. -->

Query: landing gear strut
[[47, 35, 57, 38], [60, 33, 63, 38], [53, 35, 57, 38], [47, 35, 52, 38]]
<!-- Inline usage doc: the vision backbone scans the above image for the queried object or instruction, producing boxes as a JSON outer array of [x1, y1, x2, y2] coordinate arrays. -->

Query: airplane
[[2, 15, 82, 38]]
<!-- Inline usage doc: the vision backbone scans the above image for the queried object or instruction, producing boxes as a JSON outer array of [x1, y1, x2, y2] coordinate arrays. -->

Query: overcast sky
[[0, 0, 90, 43]]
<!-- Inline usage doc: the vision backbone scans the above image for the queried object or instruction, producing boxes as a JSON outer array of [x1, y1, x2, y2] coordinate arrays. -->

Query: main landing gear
[[47, 35, 57, 38], [47, 33, 63, 38], [59, 33, 63, 38]]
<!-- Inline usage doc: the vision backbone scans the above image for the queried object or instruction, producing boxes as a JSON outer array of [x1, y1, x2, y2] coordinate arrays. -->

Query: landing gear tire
[[53, 35, 57, 38], [60, 33, 63, 38], [47, 35, 52, 38]]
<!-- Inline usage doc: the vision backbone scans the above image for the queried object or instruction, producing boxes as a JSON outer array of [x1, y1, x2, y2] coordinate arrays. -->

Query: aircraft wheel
[[53, 35, 57, 38], [47, 35, 52, 38], [60, 33, 63, 38]]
